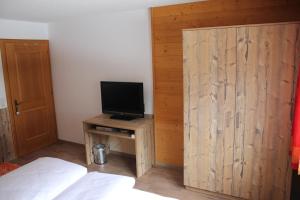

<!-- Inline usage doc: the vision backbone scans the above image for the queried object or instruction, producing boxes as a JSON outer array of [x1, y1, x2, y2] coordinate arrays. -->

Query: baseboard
[[185, 186, 245, 200]]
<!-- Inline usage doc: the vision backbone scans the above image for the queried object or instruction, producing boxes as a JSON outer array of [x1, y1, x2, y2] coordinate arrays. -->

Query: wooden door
[[183, 23, 300, 200], [3, 40, 57, 156]]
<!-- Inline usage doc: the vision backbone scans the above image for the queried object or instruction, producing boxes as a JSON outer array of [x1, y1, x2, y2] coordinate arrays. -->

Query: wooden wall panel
[[152, 0, 300, 166], [0, 108, 15, 162], [183, 23, 300, 200]]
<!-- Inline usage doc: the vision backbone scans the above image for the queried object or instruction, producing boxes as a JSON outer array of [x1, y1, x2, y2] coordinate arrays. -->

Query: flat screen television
[[100, 81, 144, 120]]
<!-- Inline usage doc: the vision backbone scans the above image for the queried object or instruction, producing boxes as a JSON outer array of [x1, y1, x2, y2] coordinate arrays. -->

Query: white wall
[[0, 19, 48, 39], [49, 9, 153, 144]]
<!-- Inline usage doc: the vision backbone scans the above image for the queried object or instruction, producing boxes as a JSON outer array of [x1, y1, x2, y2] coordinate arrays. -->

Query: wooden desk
[[83, 114, 154, 177]]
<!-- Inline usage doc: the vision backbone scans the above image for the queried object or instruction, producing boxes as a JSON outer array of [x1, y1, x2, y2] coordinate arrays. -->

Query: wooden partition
[[0, 108, 15, 161], [152, 0, 300, 166], [183, 23, 300, 200]]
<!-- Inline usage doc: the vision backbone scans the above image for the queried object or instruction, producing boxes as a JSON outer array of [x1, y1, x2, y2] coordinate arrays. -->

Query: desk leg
[[135, 130, 143, 177], [135, 125, 154, 177], [84, 131, 93, 165]]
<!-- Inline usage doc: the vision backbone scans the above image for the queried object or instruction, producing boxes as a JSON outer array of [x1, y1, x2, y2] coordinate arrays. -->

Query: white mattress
[[0, 157, 87, 200], [54, 172, 136, 200]]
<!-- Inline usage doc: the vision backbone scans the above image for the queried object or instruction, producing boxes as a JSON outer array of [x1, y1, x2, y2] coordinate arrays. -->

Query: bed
[[53, 171, 174, 200], [0, 157, 87, 200], [0, 157, 176, 200], [54, 172, 136, 200]]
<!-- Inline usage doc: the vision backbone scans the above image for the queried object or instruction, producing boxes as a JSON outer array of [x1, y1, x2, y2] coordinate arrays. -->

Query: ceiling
[[0, 0, 199, 23]]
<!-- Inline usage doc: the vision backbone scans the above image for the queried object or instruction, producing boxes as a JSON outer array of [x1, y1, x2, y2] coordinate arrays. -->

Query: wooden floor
[[15, 141, 219, 200]]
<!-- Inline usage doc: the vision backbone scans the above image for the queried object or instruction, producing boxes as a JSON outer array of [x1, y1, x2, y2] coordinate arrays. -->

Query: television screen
[[100, 81, 144, 119]]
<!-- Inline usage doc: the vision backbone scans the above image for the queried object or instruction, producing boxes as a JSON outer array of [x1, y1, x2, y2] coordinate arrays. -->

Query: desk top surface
[[83, 114, 153, 130]]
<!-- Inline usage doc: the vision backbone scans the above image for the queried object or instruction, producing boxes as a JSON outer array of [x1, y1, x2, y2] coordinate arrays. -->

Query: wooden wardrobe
[[183, 23, 300, 200]]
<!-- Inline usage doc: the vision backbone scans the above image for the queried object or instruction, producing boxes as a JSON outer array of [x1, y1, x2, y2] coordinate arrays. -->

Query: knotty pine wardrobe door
[[183, 23, 300, 200]]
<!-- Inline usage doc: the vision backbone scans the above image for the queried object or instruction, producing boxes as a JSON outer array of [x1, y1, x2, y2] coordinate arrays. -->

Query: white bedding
[[0, 157, 175, 200], [54, 172, 136, 200], [54, 171, 175, 200], [0, 157, 87, 200]]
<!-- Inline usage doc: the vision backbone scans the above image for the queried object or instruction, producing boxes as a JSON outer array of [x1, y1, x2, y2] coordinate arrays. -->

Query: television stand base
[[110, 114, 138, 121]]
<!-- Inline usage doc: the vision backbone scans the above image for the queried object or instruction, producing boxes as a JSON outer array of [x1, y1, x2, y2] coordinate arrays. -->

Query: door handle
[[14, 100, 20, 115]]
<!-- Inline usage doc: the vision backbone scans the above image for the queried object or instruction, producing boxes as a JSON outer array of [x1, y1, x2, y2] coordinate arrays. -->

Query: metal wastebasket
[[92, 144, 107, 165]]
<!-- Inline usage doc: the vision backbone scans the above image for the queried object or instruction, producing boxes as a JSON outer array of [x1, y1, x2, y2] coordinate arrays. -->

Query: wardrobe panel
[[183, 23, 300, 200], [183, 27, 237, 193]]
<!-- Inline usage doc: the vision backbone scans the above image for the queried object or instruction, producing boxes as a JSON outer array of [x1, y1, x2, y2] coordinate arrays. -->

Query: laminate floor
[[15, 140, 220, 200]]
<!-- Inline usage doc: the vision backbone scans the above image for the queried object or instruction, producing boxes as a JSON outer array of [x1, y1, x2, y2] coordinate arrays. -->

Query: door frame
[[0, 39, 57, 158]]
